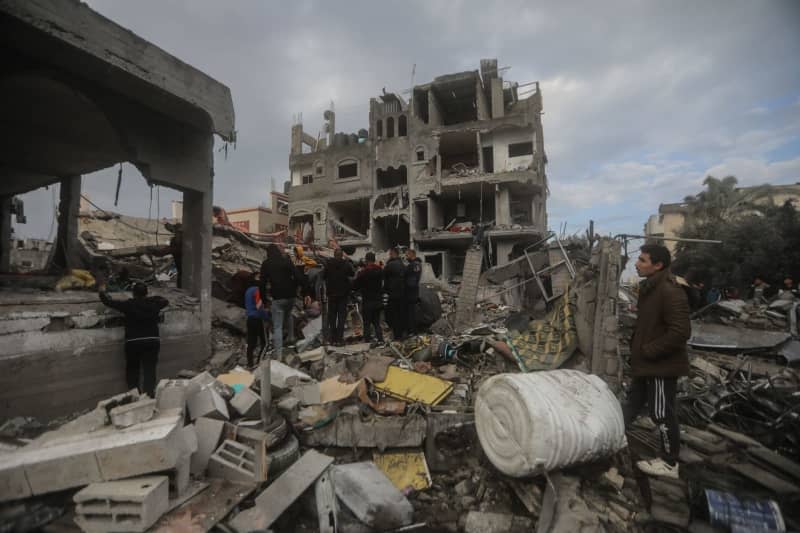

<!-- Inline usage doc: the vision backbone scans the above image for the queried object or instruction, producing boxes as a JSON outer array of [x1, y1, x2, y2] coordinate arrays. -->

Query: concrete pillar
[[495, 186, 510, 226], [496, 242, 514, 267], [182, 188, 213, 333], [52, 175, 82, 272], [428, 89, 442, 127], [476, 78, 490, 120], [491, 78, 504, 119], [290, 124, 303, 156], [0, 196, 11, 273]]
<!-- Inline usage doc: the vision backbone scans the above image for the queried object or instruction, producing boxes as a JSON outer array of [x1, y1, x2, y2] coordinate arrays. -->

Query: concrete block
[[269, 360, 313, 395], [109, 398, 156, 428], [74, 475, 169, 533], [24, 443, 104, 495], [277, 396, 300, 422], [97, 389, 140, 413], [233, 427, 269, 482], [169, 454, 191, 498], [332, 462, 413, 530], [187, 385, 229, 421], [465, 511, 534, 533], [191, 417, 225, 476], [181, 424, 198, 455], [230, 387, 261, 418], [155, 379, 192, 412], [291, 382, 321, 405], [190, 371, 233, 400], [207, 440, 258, 483]]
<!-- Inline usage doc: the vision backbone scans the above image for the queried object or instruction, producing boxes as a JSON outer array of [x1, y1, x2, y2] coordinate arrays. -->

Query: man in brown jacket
[[625, 244, 691, 479]]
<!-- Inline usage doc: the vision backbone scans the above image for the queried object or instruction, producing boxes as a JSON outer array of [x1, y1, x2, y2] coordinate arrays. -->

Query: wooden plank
[[150, 478, 255, 532], [729, 462, 800, 495], [747, 447, 800, 483], [228, 450, 334, 532], [706, 424, 763, 448]]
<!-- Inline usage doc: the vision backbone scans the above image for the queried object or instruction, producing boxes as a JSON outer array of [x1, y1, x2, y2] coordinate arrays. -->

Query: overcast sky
[[14, 0, 800, 242]]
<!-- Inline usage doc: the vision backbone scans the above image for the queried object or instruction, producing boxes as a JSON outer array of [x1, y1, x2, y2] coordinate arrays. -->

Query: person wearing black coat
[[99, 282, 168, 397], [324, 248, 354, 345], [354, 251, 384, 345], [404, 249, 423, 335], [383, 247, 406, 340]]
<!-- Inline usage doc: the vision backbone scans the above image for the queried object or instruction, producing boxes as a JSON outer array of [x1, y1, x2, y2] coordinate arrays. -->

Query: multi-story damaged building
[[288, 59, 547, 280]]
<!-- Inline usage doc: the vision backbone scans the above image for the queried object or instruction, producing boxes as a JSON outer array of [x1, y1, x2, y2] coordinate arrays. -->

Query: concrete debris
[[332, 462, 414, 530], [186, 384, 230, 421], [191, 417, 225, 476], [465, 511, 534, 533], [229, 387, 261, 418], [73, 475, 170, 533], [155, 379, 192, 412], [300, 405, 427, 450], [207, 439, 264, 484], [108, 397, 156, 428]]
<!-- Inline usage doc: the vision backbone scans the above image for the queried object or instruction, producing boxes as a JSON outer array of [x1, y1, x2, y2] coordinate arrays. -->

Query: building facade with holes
[[287, 59, 547, 282]]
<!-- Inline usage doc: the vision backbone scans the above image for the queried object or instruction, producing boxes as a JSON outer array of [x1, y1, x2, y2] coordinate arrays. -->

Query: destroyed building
[[0, 0, 234, 419], [288, 59, 547, 281]]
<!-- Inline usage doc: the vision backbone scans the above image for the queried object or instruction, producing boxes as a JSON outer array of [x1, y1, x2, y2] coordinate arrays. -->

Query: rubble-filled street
[[2, 1, 800, 532]]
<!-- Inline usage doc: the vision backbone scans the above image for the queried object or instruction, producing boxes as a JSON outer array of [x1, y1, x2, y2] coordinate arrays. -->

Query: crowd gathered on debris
[[2, 216, 800, 533]]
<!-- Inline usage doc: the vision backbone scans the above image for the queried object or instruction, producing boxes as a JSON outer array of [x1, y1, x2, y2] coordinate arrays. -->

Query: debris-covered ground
[[1, 236, 799, 533]]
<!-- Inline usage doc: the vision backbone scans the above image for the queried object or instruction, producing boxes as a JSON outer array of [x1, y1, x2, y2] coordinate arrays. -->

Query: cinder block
[[233, 427, 269, 482], [155, 379, 192, 412], [277, 396, 300, 422], [207, 440, 258, 483], [187, 385, 229, 421], [109, 398, 156, 429], [230, 388, 261, 419], [190, 371, 233, 400], [191, 417, 225, 476], [74, 475, 169, 532]]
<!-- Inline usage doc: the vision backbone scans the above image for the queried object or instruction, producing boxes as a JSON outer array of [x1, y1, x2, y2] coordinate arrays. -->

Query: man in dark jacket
[[624, 244, 691, 479], [354, 252, 384, 346], [244, 275, 270, 367], [383, 247, 406, 340], [324, 248, 354, 345], [404, 249, 423, 336], [261, 244, 307, 358], [99, 282, 169, 397]]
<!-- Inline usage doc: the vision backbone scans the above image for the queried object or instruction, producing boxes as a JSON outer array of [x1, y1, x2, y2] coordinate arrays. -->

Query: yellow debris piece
[[373, 366, 453, 406], [373, 451, 432, 492]]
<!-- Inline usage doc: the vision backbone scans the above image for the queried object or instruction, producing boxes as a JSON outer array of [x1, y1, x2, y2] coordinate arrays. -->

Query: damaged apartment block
[[288, 58, 547, 280]]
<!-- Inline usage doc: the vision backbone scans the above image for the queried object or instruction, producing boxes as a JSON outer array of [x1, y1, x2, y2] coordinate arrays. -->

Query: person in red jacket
[[624, 244, 691, 479]]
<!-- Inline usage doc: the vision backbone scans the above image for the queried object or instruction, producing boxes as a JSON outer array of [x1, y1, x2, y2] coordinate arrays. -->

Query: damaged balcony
[[414, 183, 494, 248], [328, 198, 371, 247]]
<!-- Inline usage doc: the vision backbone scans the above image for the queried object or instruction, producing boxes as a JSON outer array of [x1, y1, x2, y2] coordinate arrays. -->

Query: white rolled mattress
[[474, 369, 626, 477]]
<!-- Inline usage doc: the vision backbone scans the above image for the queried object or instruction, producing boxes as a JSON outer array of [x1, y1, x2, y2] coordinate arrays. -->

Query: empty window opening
[[373, 215, 410, 250], [377, 165, 407, 188], [414, 200, 429, 231], [398, 115, 407, 137], [416, 150, 425, 161], [439, 188, 495, 228], [423, 254, 443, 278], [433, 76, 478, 125], [510, 196, 534, 225], [337, 161, 358, 179], [328, 198, 370, 239], [302, 174, 313, 185], [482, 146, 494, 173], [386, 117, 395, 138], [440, 131, 479, 176], [315, 165, 324, 175], [428, 155, 437, 176], [414, 88, 429, 124], [375, 190, 409, 210], [508, 141, 534, 158], [290, 214, 314, 243], [376, 119, 383, 138]]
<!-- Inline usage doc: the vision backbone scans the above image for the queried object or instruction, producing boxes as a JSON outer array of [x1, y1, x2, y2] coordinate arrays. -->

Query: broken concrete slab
[[464, 511, 534, 533], [425, 412, 475, 472], [536, 472, 604, 533], [300, 406, 426, 450], [191, 417, 225, 476], [269, 359, 313, 394], [109, 398, 156, 429], [230, 387, 261, 418], [0, 409, 185, 502], [228, 450, 333, 532], [277, 396, 300, 422], [187, 385, 229, 421], [332, 462, 414, 530], [155, 379, 192, 412], [74, 475, 169, 533], [189, 370, 233, 400], [291, 381, 322, 405]]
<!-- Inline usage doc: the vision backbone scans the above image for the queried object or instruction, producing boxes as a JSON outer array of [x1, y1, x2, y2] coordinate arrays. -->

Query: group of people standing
[[242, 244, 424, 365]]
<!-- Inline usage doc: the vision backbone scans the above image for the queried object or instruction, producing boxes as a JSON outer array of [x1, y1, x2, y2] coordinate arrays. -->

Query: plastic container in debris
[[474, 369, 626, 477], [705, 489, 785, 532]]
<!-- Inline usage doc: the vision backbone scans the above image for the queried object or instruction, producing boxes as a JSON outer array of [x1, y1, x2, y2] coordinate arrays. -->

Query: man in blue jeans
[[260, 244, 309, 358]]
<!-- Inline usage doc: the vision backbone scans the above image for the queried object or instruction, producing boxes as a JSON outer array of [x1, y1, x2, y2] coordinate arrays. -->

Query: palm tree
[[683, 175, 769, 223]]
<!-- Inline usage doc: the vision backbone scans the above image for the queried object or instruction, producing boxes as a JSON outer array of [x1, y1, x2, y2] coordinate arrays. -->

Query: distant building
[[226, 192, 289, 234], [644, 182, 800, 255], [9, 238, 52, 272]]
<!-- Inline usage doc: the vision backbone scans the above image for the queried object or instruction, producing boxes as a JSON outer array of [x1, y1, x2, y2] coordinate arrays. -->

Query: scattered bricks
[[230, 387, 261, 418], [155, 379, 192, 412], [207, 440, 258, 483], [191, 417, 225, 476], [109, 398, 156, 429], [73, 475, 169, 533], [187, 385, 229, 421], [277, 396, 300, 423]]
